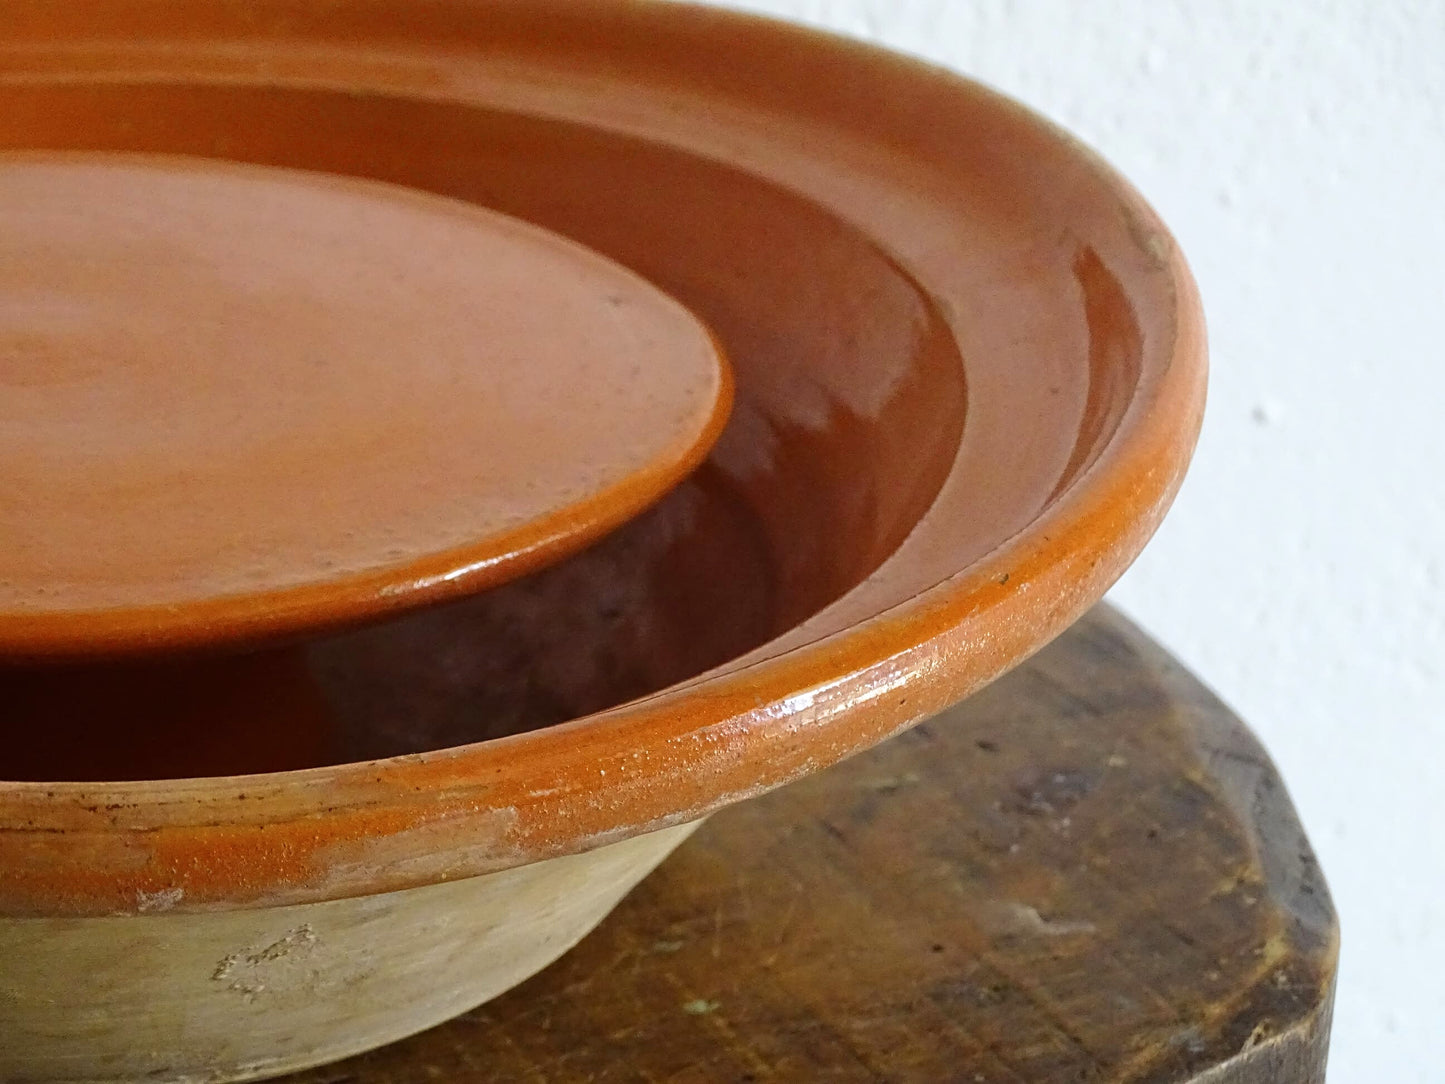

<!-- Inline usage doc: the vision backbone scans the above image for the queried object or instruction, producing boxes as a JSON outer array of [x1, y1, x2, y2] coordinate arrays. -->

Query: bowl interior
[[0, 81, 965, 780]]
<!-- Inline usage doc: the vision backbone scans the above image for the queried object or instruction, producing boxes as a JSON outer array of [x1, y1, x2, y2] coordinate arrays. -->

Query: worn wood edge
[[1088, 603, 1339, 1083]]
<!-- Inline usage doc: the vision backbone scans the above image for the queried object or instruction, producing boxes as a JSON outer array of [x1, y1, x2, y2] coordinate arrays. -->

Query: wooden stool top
[[279, 604, 1337, 1083]]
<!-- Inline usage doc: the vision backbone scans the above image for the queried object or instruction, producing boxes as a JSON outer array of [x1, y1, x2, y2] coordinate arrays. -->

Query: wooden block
[[277, 604, 1336, 1083]]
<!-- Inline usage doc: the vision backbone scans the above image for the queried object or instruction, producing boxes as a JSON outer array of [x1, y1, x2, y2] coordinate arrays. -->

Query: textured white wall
[[702, 1, 1445, 1078]]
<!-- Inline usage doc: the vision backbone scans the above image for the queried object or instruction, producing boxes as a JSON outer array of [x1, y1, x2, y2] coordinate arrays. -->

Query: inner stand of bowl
[[0, 83, 967, 781]]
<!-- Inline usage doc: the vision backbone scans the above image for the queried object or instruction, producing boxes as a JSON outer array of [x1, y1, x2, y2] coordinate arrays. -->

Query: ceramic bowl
[[0, 2, 1206, 1081]]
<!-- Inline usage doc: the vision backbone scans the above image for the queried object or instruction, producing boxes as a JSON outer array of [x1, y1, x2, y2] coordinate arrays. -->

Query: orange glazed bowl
[[0, 2, 1205, 1080]]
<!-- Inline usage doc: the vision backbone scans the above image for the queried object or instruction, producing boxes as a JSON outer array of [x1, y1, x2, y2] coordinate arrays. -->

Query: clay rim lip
[[0, 2, 1207, 912], [0, 312, 736, 663]]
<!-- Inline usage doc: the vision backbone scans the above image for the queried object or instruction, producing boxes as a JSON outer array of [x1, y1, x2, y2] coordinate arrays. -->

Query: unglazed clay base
[[0, 153, 731, 660], [0, 821, 700, 1083]]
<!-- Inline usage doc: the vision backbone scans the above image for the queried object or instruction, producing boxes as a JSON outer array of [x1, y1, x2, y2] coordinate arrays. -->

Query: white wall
[[703, 1, 1445, 1078]]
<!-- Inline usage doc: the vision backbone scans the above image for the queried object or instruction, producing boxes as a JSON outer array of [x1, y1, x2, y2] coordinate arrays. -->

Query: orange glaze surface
[[0, 153, 731, 659]]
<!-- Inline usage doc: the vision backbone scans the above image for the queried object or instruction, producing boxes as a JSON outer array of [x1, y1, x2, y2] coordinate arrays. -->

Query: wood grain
[[278, 604, 1336, 1083]]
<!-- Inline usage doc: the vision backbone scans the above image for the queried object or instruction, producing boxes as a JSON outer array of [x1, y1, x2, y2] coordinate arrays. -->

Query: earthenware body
[[0, 1, 1206, 1079], [0, 824, 699, 1083]]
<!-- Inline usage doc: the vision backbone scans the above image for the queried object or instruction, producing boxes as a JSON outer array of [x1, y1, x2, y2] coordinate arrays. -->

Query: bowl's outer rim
[[0, 0, 1207, 918]]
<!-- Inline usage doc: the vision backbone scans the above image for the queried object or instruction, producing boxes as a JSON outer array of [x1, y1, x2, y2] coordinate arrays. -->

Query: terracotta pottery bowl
[[0, 3, 1206, 1081]]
